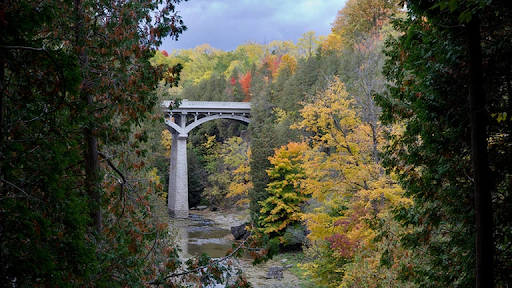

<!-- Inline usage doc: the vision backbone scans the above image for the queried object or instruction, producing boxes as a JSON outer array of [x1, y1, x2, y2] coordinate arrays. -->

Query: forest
[[1, 0, 511, 287]]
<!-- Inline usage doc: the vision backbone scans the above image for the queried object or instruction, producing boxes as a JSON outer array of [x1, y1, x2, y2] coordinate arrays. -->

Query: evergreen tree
[[378, 0, 512, 286], [248, 63, 276, 220], [0, 0, 187, 285]]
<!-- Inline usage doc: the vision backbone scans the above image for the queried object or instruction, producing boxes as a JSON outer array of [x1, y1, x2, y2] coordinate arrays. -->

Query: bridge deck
[[162, 99, 251, 114]]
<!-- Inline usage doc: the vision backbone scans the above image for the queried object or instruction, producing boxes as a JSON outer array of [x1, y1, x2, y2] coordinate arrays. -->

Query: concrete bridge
[[162, 99, 251, 218]]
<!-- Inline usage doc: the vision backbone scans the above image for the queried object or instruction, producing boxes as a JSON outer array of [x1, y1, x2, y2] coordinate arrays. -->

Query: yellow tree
[[225, 137, 253, 207], [234, 42, 266, 68], [293, 77, 410, 287], [258, 142, 309, 246], [297, 31, 324, 58], [266, 40, 298, 57]]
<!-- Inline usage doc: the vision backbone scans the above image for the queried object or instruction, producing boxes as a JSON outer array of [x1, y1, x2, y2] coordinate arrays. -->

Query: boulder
[[230, 223, 250, 240], [266, 266, 284, 280]]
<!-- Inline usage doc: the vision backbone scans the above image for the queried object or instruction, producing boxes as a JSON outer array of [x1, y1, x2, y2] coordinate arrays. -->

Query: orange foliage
[[262, 54, 281, 79], [238, 71, 252, 100]]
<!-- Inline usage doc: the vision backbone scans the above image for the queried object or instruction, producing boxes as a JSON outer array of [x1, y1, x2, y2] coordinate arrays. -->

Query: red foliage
[[325, 233, 358, 258], [326, 215, 363, 259], [161, 50, 169, 57], [230, 76, 236, 86], [238, 71, 252, 100]]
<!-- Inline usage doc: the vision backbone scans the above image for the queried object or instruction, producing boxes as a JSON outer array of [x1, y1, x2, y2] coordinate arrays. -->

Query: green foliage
[[180, 74, 227, 101], [248, 73, 276, 219], [272, 252, 324, 288], [377, 0, 512, 286], [188, 147, 208, 207], [201, 136, 251, 208], [0, 0, 190, 285], [378, 10, 476, 285]]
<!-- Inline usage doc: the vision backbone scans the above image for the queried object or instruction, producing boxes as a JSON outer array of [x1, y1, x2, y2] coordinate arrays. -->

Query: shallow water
[[171, 213, 234, 258]]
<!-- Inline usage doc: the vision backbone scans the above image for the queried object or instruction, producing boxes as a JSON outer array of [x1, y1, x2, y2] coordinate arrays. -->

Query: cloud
[[160, 0, 346, 52]]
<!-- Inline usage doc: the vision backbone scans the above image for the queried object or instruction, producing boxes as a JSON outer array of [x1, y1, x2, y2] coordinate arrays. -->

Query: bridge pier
[[168, 132, 189, 218]]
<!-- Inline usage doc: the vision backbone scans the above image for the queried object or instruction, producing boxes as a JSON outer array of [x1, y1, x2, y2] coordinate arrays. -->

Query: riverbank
[[193, 208, 308, 288]]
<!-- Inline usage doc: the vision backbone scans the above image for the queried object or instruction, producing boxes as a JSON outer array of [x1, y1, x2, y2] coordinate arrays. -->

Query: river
[[155, 202, 304, 287], [170, 212, 236, 258]]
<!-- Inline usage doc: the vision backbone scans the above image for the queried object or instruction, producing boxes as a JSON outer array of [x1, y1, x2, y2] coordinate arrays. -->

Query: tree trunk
[[0, 57, 4, 181], [466, 14, 494, 288], [84, 100, 102, 235], [75, 0, 101, 235]]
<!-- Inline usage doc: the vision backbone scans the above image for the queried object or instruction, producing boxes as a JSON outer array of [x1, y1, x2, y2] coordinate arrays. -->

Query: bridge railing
[[162, 99, 251, 110]]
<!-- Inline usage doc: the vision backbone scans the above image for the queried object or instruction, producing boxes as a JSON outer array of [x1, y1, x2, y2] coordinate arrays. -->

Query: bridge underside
[[164, 100, 251, 218]]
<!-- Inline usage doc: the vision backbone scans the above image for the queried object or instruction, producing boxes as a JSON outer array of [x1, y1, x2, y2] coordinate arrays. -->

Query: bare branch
[[0, 45, 45, 51], [99, 152, 127, 184], [99, 152, 128, 223], [1, 179, 46, 202], [149, 233, 252, 285]]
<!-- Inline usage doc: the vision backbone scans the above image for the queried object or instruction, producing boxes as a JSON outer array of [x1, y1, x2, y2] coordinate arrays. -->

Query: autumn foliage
[[238, 71, 252, 100], [258, 142, 309, 246]]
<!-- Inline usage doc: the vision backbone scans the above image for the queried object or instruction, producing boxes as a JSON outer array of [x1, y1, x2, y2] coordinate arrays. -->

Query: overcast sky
[[159, 0, 347, 52]]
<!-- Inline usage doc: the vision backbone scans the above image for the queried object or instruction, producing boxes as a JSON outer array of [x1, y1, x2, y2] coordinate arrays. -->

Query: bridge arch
[[166, 113, 250, 135], [163, 100, 251, 218]]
